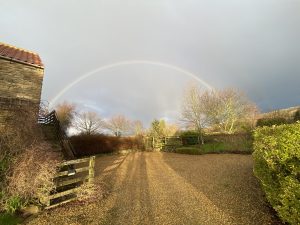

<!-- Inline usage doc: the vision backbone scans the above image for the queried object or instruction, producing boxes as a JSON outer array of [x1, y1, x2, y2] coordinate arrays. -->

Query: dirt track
[[26, 152, 280, 225]]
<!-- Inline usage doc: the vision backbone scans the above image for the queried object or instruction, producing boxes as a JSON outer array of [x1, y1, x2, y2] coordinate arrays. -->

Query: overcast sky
[[1, 0, 300, 126]]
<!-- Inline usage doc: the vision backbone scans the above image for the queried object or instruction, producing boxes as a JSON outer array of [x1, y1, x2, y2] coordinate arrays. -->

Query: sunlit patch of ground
[[25, 152, 281, 225]]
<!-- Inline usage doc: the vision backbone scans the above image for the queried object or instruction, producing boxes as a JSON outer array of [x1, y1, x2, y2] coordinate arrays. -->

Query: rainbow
[[49, 60, 213, 108]]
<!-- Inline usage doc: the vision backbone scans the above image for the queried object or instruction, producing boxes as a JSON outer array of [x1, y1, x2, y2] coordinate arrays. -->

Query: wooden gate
[[40, 156, 95, 209], [162, 136, 183, 151]]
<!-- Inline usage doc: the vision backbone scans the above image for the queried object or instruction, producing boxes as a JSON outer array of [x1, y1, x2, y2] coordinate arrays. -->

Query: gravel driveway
[[26, 152, 280, 225]]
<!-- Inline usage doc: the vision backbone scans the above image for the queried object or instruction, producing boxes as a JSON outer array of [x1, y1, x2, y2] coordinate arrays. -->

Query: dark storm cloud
[[1, 0, 299, 125]]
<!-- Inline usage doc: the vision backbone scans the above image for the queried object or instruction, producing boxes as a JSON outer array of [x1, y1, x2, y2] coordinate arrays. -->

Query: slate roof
[[0, 42, 44, 68]]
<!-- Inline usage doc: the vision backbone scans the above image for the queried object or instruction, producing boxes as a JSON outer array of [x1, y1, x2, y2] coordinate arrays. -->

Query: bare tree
[[181, 85, 258, 139], [105, 115, 132, 136], [241, 101, 259, 130], [204, 89, 258, 133], [73, 111, 104, 135], [132, 120, 144, 136], [181, 85, 208, 144], [164, 123, 179, 137], [39, 100, 50, 118], [193, 88, 258, 133], [55, 101, 76, 132]]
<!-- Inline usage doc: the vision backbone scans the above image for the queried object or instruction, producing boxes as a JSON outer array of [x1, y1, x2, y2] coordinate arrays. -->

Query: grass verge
[[174, 142, 252, 155], [0, 213, 22, 225]]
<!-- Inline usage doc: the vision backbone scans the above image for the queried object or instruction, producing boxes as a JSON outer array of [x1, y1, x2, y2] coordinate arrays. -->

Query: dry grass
[[75, 181, 104, 203], [7, 143, 61, 203], [0, 105, 62, 212], [0, 106, 44, 179]]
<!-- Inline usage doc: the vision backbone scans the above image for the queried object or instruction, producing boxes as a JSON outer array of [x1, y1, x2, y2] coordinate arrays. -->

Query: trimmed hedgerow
[[70, 134, 145, 157], [253, 123, 300, 225]]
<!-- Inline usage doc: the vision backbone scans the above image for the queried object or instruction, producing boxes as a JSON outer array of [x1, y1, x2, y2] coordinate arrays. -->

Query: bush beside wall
[[0, 106, 62, 213], [253, 123, 300, 225]]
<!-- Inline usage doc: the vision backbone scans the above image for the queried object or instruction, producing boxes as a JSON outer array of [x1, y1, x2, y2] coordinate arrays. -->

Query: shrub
[[4, 196, 23, 214], [294, 110, 300, 122], [253, 123, 300, 225]]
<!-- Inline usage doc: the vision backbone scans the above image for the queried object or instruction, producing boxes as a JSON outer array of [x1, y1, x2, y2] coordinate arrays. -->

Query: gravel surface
[[26, 152, 281, 225]]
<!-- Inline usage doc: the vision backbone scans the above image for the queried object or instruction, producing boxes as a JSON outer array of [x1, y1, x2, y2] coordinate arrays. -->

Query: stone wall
[[0, 98, 40, 130], [0, 58, 44, 102], [0, 58, 44, 127]]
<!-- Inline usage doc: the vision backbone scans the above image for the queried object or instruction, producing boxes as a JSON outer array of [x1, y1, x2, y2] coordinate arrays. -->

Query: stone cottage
[[0, 42, 44, 127]]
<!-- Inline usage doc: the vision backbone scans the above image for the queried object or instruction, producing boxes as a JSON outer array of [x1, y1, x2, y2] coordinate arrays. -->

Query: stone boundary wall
[[0, 57, 44, 128], [0, 58, 44, 102], [0, 97, 39, 129], [0, 96, 37, 109]]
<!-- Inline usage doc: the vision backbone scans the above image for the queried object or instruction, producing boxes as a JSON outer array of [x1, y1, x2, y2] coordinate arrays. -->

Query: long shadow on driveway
[[162, 152, 282, 225]]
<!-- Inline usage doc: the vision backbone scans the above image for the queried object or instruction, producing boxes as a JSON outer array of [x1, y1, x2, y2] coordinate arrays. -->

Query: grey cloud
[[1, 0, 299, 126]]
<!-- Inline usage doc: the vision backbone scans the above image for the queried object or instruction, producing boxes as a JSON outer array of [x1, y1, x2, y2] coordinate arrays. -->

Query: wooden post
[[88, 156, 95, 184], [152, 137, 155, 150], [40, 196, 50, 207]]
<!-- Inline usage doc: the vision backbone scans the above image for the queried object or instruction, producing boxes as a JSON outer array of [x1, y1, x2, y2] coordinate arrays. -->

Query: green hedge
[[253, 123, 300, 225], [70, 134, 145, 157], [256, 117, 290, 127], [180, 131, 200, 145], [294, 110, 300, 122]]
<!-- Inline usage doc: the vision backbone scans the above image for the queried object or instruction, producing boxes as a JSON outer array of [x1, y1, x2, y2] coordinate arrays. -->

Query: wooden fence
[[38, 110, 76, 159], [145, 136, 203, 150], [40, 156, 95, 209]]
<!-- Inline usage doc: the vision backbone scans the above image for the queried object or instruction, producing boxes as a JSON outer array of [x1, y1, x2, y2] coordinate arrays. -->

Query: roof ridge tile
[[0, 42, 43, 68]]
